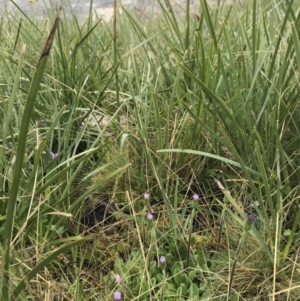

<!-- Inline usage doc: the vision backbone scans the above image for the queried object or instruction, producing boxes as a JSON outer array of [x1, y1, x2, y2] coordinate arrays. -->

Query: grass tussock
[[1, 0, 300, 300]]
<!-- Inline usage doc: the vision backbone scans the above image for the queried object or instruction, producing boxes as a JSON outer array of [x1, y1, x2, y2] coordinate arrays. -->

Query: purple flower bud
[[144, 193, 150, 199], [159, 256, 166, 264], [115, 274, 121, 283], [193, 194, 199, 201], [49, 151, 59, 159], [114, 291, 122, 300], [147, 213, 153, 220], [247, 214, 256, 223], [244, 214, 256, 232]]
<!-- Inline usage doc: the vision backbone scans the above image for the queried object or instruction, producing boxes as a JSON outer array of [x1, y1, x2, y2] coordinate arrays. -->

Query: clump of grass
[[1, 0, 300, 300]]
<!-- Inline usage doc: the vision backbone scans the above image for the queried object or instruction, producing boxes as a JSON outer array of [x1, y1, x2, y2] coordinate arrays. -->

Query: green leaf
[[189, 283, 199, 298], [2, 9, 62, 300]]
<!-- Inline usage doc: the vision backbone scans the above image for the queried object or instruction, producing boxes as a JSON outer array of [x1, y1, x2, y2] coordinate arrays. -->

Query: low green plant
[[109, 194, 211, 300]]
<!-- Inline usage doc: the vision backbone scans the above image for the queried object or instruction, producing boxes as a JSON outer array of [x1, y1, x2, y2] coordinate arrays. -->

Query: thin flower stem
[[186, 208, 195, 270], [227, 231, 247, 300]]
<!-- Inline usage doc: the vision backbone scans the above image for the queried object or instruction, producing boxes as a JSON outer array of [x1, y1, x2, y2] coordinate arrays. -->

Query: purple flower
[[49, 151, 59, 159], [159, 256, 166, 264], [144, 193, 150, 199], [247, 214, 256, 223], [244, 214, 256, 232], [115, 274, 121, 283], [147, 213, 153, 220], [114, 291, 122, 300], [193, 194, 199, 201]]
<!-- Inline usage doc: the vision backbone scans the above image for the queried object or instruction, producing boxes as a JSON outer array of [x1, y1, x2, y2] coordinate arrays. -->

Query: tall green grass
[[1, 0, 300, 300]]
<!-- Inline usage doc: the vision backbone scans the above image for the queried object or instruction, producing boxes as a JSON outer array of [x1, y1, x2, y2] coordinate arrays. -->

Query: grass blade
[[1, 9, 61, 299]]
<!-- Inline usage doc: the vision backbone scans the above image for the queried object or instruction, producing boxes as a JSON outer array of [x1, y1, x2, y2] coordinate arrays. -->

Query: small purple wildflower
[[147, 213, 153, 220], [159, 256, 166, 264], [193, 194, 199, 201], [115, 274, 121, 283], [49, 151, 59, 159], [144, 192, 150, 200], [114, 291, 122, 300], [247, 214, 256, 222], [244, 214, 256, 232]]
